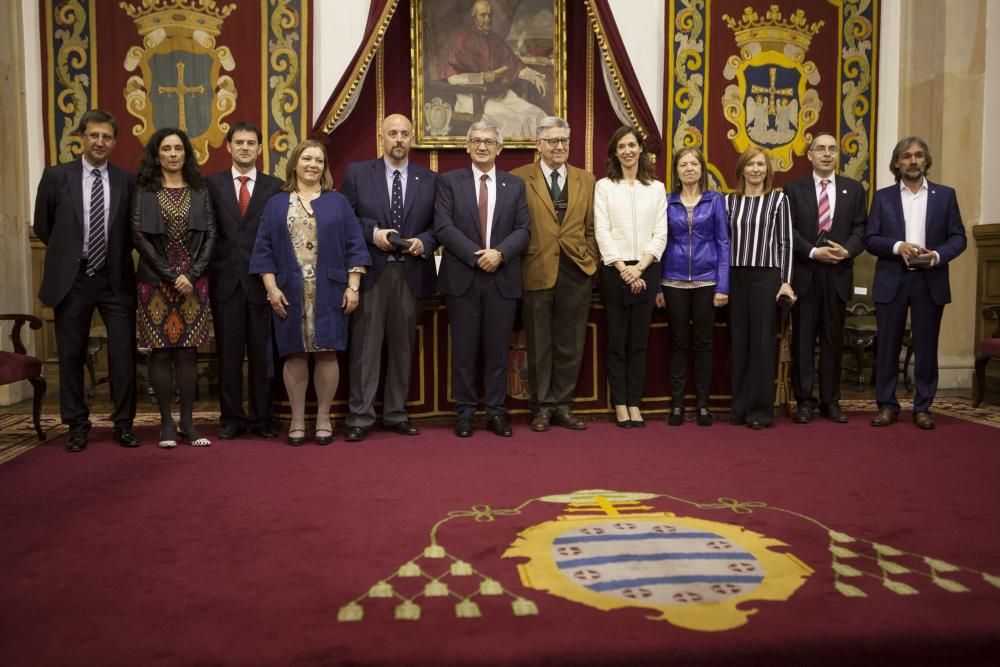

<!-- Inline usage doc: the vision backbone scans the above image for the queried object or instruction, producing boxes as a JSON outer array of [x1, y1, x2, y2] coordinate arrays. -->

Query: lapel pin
[[841, 189, 847, 194], [931, 190, 936, 194]]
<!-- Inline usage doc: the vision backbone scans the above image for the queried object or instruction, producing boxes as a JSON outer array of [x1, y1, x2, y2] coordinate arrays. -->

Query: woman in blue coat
[[656, 148, 730, 427], [250, 139, 371, 445]]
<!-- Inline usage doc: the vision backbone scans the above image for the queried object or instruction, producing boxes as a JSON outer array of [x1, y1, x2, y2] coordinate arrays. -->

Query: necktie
[[391, 170, 403, 229], [237, 175, 251, 217], [478, 174, 489, 246], [86, 168, 105, 276], [549, 170, 561, 201], [817, 178, 831, 232]]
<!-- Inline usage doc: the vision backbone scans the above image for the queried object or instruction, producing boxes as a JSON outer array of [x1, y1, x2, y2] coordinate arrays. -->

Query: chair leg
[[973, 356, 989, 407], [28, 376, 47, 440]]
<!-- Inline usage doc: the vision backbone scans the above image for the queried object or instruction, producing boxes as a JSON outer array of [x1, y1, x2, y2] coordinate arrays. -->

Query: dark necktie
[[391, 170, 403, 229], [86, 168, 105, 275], [478, 174, 489, 246], [549, 170, 561, 201], [818, 178, 831, 232], [237, 175, 250, 217]]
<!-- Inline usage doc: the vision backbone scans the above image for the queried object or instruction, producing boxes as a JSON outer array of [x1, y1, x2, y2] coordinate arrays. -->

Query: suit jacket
[[509, 161, 597, 291], [339, 158, 438, 299], [865, 180, 966, 306], [33, 159, 136, 308], [206, 169, 283, 304], [131, 187, 216, 286], [249, 191, 371, 355], [434, 167, 531, 300], [786, 173, 867, 302]]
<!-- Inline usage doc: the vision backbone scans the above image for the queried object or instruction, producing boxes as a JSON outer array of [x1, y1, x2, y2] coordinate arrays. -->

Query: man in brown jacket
[[511, 116, 597, 431]]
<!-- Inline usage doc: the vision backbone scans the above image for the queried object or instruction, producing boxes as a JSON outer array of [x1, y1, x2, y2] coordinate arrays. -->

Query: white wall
[[983, 0, 1000, 225]]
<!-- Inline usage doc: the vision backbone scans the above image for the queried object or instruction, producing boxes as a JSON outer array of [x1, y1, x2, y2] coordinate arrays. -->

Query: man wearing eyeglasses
[[785, 132, 867, 425], [33, 109, 138, 452], [510, 117, 596, 432], [435, 119, 531, 437]]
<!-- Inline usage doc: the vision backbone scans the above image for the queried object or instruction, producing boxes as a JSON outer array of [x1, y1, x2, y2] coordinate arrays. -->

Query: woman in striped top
[[594, 126, 668, 428], [725, 147, 794, 429]]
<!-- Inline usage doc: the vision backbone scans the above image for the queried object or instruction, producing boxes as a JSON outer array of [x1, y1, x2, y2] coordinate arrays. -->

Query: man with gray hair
[[435, 120, 531, 437], [866, 136, 966, 430], [511, 117, 596, 431]]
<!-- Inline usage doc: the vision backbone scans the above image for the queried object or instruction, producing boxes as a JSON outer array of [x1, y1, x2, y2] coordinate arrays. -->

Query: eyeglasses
[[810, 145, 838, 154], [85, 132, 115, 142], [541, 137, 569, 147], [468, 138, 498, 148]]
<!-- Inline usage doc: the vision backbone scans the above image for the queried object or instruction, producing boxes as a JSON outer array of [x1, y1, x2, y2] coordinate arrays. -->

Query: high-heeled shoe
[[287, 428, 307, 446], [158, 423, 177, 449], [314, 427, 334, 446], [615, 419, 632, 429], [178, 427, 211, 447]]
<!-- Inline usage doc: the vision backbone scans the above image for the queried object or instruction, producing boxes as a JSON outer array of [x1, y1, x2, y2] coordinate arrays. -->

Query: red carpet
[[1, 408, 999, 666]]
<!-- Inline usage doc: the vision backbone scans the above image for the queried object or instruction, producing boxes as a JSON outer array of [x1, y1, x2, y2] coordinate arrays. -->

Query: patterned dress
[[137, 187, 212, 350], [287, 194, 331, 352]]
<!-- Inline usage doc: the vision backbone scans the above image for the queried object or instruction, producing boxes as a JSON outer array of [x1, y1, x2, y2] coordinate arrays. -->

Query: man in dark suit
[[785, 132, 867, 424], [435, 119, 531, 437], [33, 109, 138, 452], [510, 116, 596, 432], [866, 136, 967, 430], [206, 122, 283, 440], [340, 114, 438, 443]]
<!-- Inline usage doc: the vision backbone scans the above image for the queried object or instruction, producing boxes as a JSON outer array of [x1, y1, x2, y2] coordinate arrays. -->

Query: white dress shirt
[[82, 161, 109, 259], [231, 166, 258, 199], [472, 165, 498, 248]]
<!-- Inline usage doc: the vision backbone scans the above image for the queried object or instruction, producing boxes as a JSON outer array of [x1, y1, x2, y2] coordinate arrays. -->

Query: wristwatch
[[348, 285, 359, 293]]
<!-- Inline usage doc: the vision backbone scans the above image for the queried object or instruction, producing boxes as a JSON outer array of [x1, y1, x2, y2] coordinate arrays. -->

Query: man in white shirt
[[510, 117, 596, 431], [865, 136, 967, 430], [206, 122, 284, 440], [434, 119, 531, 437]]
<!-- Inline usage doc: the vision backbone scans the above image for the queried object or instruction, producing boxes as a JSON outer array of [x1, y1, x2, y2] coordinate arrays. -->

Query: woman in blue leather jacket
[[656, 148, 730, 426]]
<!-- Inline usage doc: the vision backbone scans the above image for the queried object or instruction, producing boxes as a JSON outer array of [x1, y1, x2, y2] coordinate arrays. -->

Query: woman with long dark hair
[[132, 128, 216, 448], [594, 126, 668, 428], [725, 146, 794, 429], [656, 148, 729, 426], [250, 139, 370, 445]]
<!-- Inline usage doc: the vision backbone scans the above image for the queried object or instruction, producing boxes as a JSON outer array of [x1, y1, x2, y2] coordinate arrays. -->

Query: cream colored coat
[[510, 161, 598, 291]]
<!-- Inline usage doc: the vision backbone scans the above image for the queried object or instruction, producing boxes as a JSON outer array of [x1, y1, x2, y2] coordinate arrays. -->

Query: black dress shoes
[[487, 415, 513, 437], [454, 419, 473, 438], [286, 429, 307, 446], [793, 405, 813, 424], [315, 428, 335, 446], [615, 419, 632, 429], [530, 414, 551, 432], [748, 421, 766, 430], [66, 431, 88, 453], [249, 424, 278, 439], [219, 424, 246, 440], [696, 408, 713, 427], [820, 403, 849, 423], [344, 426, 369, 443], [113, 425, 140, 448], [668, 408, 684, 426], [551, 412, 586, 430], [386, 421, 420, 436]]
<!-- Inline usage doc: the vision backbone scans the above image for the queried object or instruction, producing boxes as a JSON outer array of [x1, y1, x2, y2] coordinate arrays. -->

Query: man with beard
[[207, 122, 284, 440], [441, 0, 548, 138], [340, 114, 438, 442], [785, 132, 867, 424], [866, 136, 967, 430]]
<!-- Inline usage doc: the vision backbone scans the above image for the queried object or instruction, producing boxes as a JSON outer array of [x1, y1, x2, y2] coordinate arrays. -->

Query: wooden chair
[[973, 305, 1000, 407], [0, 313, 46, 439]]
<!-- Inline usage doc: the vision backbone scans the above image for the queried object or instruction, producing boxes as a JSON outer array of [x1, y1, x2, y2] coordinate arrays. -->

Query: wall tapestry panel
[[665, 0, 878, 197], [40, 0, 312, 177]]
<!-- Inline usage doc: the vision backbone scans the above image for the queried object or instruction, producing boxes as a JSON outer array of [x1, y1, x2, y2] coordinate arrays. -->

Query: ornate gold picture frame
[[411, 0, 566, 149]]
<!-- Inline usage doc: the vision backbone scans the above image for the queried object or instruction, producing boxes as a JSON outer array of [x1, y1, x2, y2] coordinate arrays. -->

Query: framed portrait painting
[[411, 0, 567, 149]]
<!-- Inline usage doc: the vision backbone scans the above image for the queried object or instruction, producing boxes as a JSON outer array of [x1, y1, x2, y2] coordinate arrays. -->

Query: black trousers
[[53, 267, 136, 432], [598, 262, 658, 406], [729, 267, 779, 425], [663, 284, 716, 408], [791, 266, 846, 409], [446, 271, 518, 420], [210, 285, 273, 430]]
